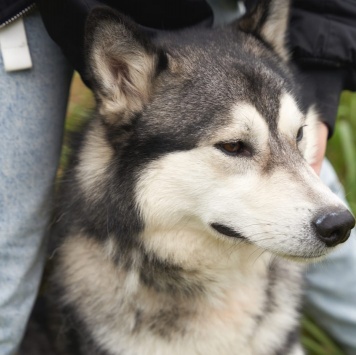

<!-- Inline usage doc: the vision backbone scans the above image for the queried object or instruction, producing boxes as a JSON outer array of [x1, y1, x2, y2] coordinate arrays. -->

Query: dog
[[21, 1, 355, 354]]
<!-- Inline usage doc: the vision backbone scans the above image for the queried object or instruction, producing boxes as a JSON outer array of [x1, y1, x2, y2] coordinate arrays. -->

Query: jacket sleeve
[[36, 0, 94, 84], [289, 0, 356, 136], [35, 0, 212, 85]]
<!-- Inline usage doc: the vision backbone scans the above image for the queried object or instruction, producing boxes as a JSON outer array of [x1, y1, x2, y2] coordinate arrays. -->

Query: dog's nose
[[313, 210, 355, 247]]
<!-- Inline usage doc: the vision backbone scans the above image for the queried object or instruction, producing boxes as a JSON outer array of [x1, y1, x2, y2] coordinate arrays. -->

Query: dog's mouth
[[210, 223, 247, 240], [210, 223, 330, 261]]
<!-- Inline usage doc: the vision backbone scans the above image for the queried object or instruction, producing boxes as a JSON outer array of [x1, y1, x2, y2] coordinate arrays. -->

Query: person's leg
[[304, 159, 356, 355], [0, 12, 73, 355]]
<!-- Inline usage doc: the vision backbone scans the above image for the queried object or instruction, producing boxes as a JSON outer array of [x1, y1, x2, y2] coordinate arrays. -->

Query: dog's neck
[[58, 230, 274, 305], [57, 232, 283, 354]]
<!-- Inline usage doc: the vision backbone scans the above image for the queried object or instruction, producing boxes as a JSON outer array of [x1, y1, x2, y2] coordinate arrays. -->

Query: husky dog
[[23, 1, 355, 354]]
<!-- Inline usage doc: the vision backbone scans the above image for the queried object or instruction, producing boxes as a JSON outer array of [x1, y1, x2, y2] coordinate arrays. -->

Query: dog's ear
[[238, 0, 290, 61], [85, 7, 165, 124]]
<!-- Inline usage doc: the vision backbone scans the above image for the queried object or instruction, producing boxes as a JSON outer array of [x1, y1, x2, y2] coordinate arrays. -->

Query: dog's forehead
[[203, 92, 303, 145], [201, 102, 269, 146], [135, 29, 305, 155], [226, 92, 304, 137], [146, 60, 299, 134], [154, 30, 299, 123]]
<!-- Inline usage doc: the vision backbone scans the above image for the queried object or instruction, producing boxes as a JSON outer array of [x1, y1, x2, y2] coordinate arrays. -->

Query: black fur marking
[[211, 223, 247, 239], [104, 112, 141, 151], [146, 308, 189, 340], [55, 118, 144, 254], [131, 307, 190, 340], [275, 326, 300, 355], [50, 285, 114, 355], [264, 260, 282, 315], [132, 309, 143, 333], [139, 253, 205, 297], [254, 260, 282, 327], [156, 49, 169, 74], [134, 256, 200, 340]]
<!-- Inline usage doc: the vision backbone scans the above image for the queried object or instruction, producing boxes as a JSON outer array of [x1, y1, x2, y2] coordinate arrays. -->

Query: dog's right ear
[[238, 0, 290, 61], [85, 7, 165, 124]]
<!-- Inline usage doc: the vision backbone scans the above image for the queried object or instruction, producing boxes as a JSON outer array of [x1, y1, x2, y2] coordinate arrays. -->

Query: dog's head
[[79, 0, 354, 265]]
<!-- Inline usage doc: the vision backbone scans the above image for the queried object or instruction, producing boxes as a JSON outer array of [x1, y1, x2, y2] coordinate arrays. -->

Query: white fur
[[278, 92, 319, 165], [76, 120, 114, 199], [278, 93, 304, 138], [136, 103, 346, 263]]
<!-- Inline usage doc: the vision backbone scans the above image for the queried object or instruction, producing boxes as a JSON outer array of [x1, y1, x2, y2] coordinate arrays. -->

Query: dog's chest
[[59, 236, 303, 355], [131, 267, 301, 355], [101, 279, 298, 355], [94, 282, 268, 355], [91, 270, 299, 355]]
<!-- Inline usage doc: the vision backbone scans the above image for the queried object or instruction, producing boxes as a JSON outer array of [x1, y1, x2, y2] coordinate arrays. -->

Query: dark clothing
[[36, 0, 213, 86], [290, 0, 356, 77], [289, 0, 356, 135], [0, 0, 34, 27]]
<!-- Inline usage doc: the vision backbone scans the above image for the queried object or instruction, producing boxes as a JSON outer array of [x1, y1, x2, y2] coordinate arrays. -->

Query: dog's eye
[[216, 142, 252, 157], [296, 126, 304, 142]]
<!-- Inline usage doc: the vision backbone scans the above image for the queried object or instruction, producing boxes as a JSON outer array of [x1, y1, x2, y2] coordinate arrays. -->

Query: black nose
[[313, 210, 355, 247]]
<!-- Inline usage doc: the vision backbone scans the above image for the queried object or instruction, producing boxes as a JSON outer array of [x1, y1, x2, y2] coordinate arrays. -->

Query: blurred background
[[62, 73, 356, 355]]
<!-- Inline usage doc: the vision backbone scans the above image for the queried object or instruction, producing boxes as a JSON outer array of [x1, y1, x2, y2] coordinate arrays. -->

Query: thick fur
[[21, 1, 354, 354]]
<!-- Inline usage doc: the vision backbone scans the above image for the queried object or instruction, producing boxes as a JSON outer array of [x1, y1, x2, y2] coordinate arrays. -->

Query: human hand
[[310, 122, 329, 176]]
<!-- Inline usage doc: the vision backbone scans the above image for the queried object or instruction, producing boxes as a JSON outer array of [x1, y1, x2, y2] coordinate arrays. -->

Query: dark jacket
[[0, 0, 35, 27], [289, 0, 356, 135], [35, 0, 356, 133], [36, 0, 213, 86]]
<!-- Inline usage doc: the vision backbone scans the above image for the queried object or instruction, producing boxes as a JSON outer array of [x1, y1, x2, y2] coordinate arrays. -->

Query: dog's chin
[[273, 251, 328, 263], [209, 224, 332, 263], [247, 241, 330, 263]]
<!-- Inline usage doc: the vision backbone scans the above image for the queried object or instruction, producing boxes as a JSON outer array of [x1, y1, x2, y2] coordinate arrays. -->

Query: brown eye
[[296, 126, 304, 142], [217, 141, 252, 157]]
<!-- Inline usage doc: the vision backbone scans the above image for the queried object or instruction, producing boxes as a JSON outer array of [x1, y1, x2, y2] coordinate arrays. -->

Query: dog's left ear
[[85, 7, 165, 124], [238, 0, 290, 61]]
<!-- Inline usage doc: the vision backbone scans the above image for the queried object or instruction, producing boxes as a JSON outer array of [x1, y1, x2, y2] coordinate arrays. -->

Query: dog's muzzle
[[313, 209, 355, 247]]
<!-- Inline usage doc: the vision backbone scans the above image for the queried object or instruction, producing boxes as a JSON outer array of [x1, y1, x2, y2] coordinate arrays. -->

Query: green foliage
[[58, 74, 93, 175], [326, 91, 356, 213], [302, 317, 345, 355]]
